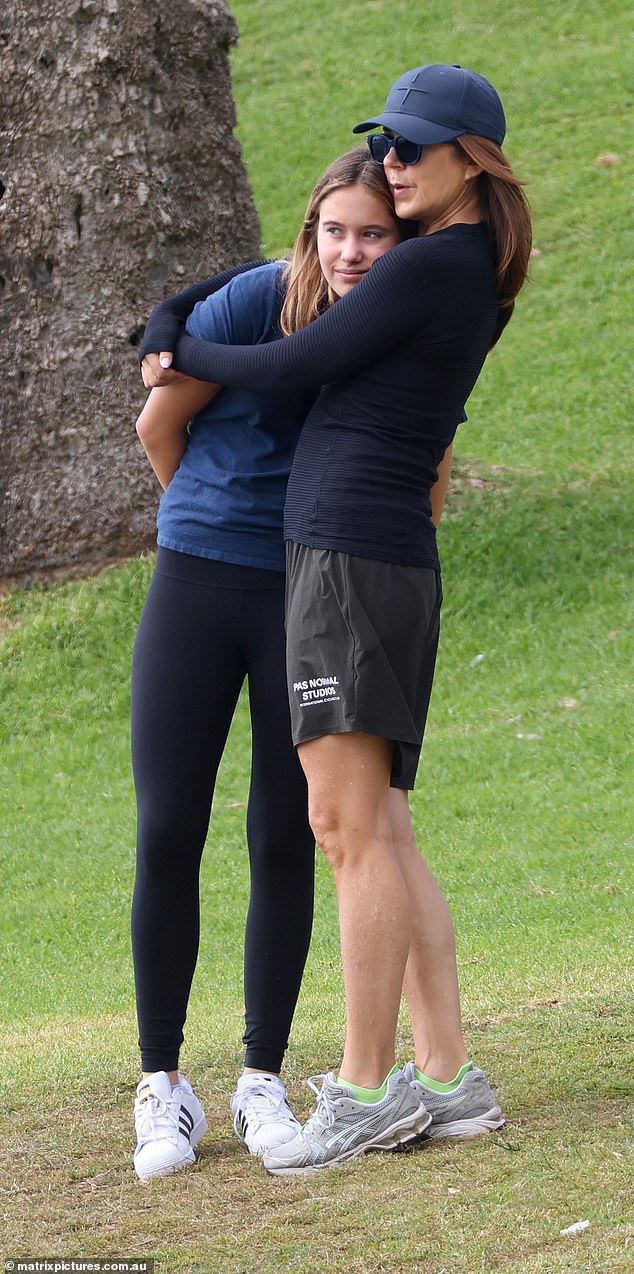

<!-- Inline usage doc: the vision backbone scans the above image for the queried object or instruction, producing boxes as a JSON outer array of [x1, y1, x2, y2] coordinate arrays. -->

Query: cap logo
[[400, 68, 428, 105], [400, 84, 428, 105]]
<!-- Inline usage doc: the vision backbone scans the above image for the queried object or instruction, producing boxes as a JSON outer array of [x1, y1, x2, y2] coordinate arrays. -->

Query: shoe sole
[[135, 1114, 209, 1181], [265, 1104, 432, 1177], [423, 1107, 504, 1140]]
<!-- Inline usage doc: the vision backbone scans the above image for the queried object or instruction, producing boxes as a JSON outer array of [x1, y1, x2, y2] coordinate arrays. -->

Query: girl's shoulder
[[222, 259, 288, 341], [190, 260, 288, 345], [223, 258, 288, 298]]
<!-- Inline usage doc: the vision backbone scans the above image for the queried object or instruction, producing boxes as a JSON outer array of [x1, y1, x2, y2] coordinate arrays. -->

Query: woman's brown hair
[[454, 135, 532, 346], [280, 148, 413, 336]]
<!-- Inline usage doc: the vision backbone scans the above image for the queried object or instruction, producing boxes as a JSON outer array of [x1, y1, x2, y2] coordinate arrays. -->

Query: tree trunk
[[0, 0, 261, 583]]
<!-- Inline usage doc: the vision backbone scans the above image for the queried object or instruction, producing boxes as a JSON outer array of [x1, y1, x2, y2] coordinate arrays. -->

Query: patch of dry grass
[[2, 999, 632, 1274]]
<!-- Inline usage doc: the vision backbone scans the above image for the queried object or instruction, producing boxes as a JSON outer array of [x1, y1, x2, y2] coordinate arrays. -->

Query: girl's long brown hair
[[454, 135, 532, 346], [280, 148, 413, 335]]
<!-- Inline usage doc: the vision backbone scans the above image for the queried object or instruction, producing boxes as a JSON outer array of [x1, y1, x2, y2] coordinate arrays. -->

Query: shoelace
[[303, 1074, 335, 1134], [240, 1080, 291, 1123], [135, 1090, 179, 1142]]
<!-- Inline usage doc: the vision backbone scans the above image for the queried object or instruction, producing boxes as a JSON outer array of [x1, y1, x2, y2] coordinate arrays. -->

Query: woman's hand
[[141, 352, 189, 389]]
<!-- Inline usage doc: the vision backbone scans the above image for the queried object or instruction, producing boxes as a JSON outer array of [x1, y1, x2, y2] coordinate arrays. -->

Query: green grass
[[1, 0, 633, 1269]]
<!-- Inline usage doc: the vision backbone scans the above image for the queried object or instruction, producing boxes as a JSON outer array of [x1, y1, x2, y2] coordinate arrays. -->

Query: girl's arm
[[136, 378, 221, 490], [430, 444, 453, 527]]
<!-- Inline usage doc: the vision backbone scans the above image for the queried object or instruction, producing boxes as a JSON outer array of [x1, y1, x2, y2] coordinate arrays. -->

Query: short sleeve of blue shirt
[[186, 261, 287, 347], [157, 262, 316, 572]]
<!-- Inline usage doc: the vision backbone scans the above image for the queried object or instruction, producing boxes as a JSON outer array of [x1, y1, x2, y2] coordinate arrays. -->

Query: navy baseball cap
[[353, 63, 506, 146]]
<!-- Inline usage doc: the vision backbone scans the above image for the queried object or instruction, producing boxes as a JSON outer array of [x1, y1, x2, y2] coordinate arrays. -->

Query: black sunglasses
[[366, 133, 425, 166]]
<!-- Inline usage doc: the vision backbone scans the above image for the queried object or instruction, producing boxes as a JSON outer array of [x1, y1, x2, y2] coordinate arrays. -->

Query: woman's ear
[[464, 160, 483, 182]]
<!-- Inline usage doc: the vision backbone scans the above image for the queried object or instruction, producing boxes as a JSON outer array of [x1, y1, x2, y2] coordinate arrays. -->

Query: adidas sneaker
[[231, 1072, 302, 1155], [133, 1070, 208, 1180]]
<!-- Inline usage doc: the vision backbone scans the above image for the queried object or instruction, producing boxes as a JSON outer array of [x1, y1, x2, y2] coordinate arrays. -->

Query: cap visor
[[352, 111, 459, 144]]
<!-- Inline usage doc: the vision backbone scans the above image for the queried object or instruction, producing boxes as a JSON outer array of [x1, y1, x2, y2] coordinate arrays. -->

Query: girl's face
[[382, 139, 481, 233], [316, 185, 402, 298]]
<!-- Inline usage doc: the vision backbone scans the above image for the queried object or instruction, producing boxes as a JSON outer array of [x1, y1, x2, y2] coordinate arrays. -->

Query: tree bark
[[0, 0, 261, 582]]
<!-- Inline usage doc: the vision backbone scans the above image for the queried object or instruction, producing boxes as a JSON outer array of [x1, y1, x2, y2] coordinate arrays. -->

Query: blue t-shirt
[[157, 262, 315, 571]]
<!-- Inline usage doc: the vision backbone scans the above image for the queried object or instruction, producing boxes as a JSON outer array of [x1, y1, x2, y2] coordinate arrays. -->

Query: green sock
[[335, 1064, 399, 1104], [414, 1061, 474, 1092]]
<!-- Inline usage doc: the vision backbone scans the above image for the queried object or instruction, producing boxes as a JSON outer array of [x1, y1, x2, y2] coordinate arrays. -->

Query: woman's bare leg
[[388, 788, 468, 1079], [298, 732, 410, 1088]]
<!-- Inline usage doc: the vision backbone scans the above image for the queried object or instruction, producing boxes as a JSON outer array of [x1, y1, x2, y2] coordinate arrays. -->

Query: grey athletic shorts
[[285, 542, 442, 789]]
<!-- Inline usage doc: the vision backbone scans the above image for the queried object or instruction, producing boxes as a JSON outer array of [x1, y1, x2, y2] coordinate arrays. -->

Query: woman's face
[[317, 185, 402, 298], [382, 139, 481, 233]]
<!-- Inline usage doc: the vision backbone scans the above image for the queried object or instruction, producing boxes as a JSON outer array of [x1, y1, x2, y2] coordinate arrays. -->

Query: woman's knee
[[307, 795, 345, 867], [308, 794, 395, 873], [299, 732, 393, 866]]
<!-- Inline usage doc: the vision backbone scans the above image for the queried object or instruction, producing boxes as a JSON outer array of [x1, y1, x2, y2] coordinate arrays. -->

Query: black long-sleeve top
[[141, 225, 498, 568]]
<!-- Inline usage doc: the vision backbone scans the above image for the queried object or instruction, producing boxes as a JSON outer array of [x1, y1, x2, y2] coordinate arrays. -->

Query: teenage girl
[[131, 149, 408, 1179]]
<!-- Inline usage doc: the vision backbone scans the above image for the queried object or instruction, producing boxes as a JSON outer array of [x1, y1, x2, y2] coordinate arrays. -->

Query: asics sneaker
[[231, 1073, 302, 1155], [133, 1071, 208, 1180], [262, 1069, 431, 1176], [402, 1061, 504, 1138]]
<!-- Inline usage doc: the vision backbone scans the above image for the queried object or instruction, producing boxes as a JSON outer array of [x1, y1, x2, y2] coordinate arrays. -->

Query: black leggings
[[131, 549, 315, 1073]]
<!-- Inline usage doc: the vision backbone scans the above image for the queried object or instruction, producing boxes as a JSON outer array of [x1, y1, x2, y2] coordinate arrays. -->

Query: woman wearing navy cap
[[141, 63, 532, 1175]]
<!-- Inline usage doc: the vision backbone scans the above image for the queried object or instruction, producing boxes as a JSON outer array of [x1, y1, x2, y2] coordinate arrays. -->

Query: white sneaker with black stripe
[[133, 1071, 208, 1180], [231, 1072, 302, 1155]]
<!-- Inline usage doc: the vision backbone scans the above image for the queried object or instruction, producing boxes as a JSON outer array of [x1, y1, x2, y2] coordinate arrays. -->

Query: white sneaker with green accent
[[402, 1062, 504, 1138], [231, 1073, 302, 1155], [261, 1070, 431, 1176], [133, 1071, 208, 1180]]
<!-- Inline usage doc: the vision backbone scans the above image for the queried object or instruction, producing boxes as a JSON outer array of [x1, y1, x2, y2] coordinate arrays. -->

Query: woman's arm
[[430, 444, 453, 527], [136, 378, 221, 490], [166, 237, 452, 391], [138, 258, 271, 367]]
